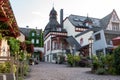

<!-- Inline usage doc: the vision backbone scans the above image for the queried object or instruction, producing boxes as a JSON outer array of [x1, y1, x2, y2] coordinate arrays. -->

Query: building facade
[[19, 27, 44, 61], [64, 9, 120, 57], [0, 0, 20, 57], [44, 7, 67, 63]]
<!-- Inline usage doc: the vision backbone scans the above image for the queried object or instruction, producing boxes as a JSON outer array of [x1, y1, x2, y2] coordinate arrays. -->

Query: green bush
[[92, 55, 99, 71], [23, 63, 30, 76], [0, 62, 11, 73], [67, 54, 80, 67], [74, 55, 80, 66], [113, 46, 120, 75], [67, 54, 74, 67], [105, 54, 114, 74], [96, 68, 106, 75], [74, 55, 80, 62], [99, 54, 106, 68], [107, 67, 116, 75]]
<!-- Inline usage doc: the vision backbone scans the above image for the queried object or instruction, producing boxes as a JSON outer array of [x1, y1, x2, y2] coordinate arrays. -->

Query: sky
[[9, 0, 120, 30]]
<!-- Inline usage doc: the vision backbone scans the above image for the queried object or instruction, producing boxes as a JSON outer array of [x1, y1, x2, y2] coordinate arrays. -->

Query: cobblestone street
[[24, 62, 120, 80]]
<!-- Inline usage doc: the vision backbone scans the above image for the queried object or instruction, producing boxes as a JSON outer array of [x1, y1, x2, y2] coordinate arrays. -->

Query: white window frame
[[32, 32, 35, 36], [31, 39, 34, 44], [36, 39, 39, 44]]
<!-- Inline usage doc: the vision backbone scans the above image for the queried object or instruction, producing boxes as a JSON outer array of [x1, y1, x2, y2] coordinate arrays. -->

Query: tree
[[113, 46, 120, 75]]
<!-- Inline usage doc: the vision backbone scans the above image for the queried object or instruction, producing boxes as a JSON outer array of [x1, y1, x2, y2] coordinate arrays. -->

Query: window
[[80, 38, 83, 45], [31, 39, 34, 44], [47, 40, 50, 51], [36, 39, 39, 44], [113, 15, 116, 21], [112, 22, 119, 31], [57, 27, 61, 31], [53, 54, 57, 60], [85, 23, 89, 26], [44, 44, 46, 54], [54, 42, 57, 50], [95, 33, 101, 41], [32, 32, 35, 36]]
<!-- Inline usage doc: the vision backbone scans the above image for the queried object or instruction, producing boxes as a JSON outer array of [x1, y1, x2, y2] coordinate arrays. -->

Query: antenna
[[53, 2, 54, 8], [87, 13, 89, 17], [52, 0, 54, 8]]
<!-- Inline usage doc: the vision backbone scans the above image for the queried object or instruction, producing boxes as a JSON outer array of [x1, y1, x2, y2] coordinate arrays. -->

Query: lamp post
[[88, 36, 94, 59], [88, 36, 94, 71]]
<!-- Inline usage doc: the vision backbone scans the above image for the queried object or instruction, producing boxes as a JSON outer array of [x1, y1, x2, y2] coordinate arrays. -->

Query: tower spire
[[87, 13, 89, 18], [53, 2, 54, 8]]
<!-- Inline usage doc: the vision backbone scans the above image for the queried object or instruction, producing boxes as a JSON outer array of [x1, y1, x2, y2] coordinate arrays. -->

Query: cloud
[[32, 11, 41, 15]]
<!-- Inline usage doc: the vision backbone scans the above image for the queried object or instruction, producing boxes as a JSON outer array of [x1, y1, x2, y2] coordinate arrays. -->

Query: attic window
[[57, 27, 61, 31], [73, 18, 79, 21], [112, 22, 119, 31], [85, 23, 89, 26]]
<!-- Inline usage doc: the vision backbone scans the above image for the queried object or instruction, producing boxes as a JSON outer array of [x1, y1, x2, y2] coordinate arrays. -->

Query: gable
[[107, 10, 120, 31], [111, 11, 120, 22]]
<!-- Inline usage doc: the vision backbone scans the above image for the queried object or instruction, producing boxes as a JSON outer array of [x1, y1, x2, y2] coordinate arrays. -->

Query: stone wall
[[0, 73, 15, 80]]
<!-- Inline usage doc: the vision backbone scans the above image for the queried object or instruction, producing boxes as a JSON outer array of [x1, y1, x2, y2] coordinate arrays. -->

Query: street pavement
[[24, 62, 120, 80]]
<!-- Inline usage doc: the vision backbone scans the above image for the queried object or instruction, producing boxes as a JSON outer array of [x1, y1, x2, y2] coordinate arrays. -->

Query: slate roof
[[100, 11, 113, 29], [67, 14, 101, 28], [19, 27, 42, 37], [44, 7, 67, 37], [66, 36, 81, 50], [67, 10, 116, 30]]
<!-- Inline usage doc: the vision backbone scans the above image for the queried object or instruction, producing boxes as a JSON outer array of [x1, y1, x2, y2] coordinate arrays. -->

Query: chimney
[[60, 9, 63, 28]]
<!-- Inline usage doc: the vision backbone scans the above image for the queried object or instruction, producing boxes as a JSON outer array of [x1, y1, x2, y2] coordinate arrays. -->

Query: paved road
[[24, 62, 120, 80]]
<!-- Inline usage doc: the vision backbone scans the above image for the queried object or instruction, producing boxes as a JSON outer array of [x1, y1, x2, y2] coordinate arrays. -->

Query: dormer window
[[57, 27, 61, 31], [84, 16, 93, 27], [85, 23, 89, 26], [73, 18, 79, 21]]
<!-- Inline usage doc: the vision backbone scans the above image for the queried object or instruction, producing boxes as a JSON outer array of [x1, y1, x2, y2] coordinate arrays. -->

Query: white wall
[[0, 39, 10, 57], [106, 11, 120, 31], [64, 19, 80, 37], [76, 31, 93, 47], [93, 30, 107, 54], [44, 35, 52, 62]]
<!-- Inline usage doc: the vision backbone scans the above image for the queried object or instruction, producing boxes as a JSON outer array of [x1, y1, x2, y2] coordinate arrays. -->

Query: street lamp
[[88, 36, 94, 59], [88, 36, 94, 71]]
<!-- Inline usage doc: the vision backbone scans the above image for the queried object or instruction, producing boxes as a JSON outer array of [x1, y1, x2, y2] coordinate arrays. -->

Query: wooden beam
[[0, 17, 8, 21], [0, 5, 7, 17]]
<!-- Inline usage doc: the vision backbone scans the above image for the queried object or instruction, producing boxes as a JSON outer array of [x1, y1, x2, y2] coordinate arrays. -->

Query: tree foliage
[[8, 37, 20, 56], [67, 54, 80, 67], [113, 46, 120, 75]]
